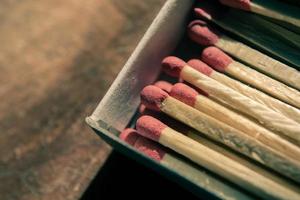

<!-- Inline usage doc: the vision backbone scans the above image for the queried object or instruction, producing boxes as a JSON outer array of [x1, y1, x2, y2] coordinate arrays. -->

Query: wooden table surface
[[0, 1, 165, 199]]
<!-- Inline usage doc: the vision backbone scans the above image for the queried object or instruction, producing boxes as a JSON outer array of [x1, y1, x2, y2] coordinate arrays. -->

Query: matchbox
[[86, 0, 258, 199]]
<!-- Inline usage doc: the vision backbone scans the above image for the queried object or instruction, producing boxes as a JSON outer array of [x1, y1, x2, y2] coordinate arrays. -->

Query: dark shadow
[[81, 151, 201, 199]]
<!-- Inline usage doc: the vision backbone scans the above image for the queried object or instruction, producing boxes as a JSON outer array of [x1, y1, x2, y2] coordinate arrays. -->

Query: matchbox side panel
[[89, 0, 195, 132]]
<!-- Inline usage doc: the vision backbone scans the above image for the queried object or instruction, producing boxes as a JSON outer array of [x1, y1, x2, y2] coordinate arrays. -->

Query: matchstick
[[201, 47, 300, 109], [193, 3, 300, 69], [120, 129, 255, 199], [162, 56, 300, 145], [136, 116, 300, 200], [219, 0, 300, 28], [170, 82, 300, 162], [187, 59, 300, 124], [188, 20, 300, 90], [140, 85, 300, 181]]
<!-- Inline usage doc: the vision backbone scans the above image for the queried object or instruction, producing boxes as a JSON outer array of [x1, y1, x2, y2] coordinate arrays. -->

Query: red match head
[[134, 137, 166, 161], [194, 7, 212, 20], [138, 103, 161, 117], [187, 59, 213, 76], [170, 83, 199, 107], [201, 47, 232, 72], [119, 128, 140, 146], [188, 20, 220, 46], [136, 115, 167, 141], [162, 56, 187, 77], [219, 0, 251, 11], [138, 104, 147, 114], [154, 81, 173, 93], [140, 85, 169, 112]]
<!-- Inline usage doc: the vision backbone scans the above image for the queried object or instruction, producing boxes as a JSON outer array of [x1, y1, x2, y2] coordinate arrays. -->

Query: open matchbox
[[86, 0, 263, 199]]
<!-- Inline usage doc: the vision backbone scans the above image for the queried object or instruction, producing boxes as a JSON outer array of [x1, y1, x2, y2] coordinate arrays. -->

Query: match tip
[[140, 85, 169, 112], [194, 8, 212, 20], [187, 59, 213, 76], [154, 81, 173, 93], [136, 115, 167, 141], [119, 128, 139, 146], [219, 0, 251, 11], [170, 83, 199, 107], [138, 104, 147, 114], [162, 56, 186, 77], [138, 104, 160, 116], [134, 137, 166, 161], [188, 20, 219, 46], [201, 47, 232, 72]]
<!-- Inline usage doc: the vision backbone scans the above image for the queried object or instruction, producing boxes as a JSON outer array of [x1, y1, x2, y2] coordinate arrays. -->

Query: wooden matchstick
[[135, 116, 300, 200], [187, 20, 300, 90], [219, 0, 300, 28], [170, 82, 300, 162], [193, 2, 300, 69], [201, 47, 300, 109], [119, 128, 255, 199], [140, 85, 300, 181], [162, 57, 300, 145], [187, 59, 300, 124]]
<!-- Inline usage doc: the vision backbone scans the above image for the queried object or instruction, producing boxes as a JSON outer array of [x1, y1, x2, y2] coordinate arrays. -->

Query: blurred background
[[0, 0, 199, 199]]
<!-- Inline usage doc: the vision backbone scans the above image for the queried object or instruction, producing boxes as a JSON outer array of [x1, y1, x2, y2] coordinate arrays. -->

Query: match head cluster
[[136, 45, 225, 143], [139, 44, 235, 134]]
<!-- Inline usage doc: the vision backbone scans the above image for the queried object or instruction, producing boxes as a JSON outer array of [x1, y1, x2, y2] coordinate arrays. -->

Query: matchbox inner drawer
[[86, 0, 257, 199]]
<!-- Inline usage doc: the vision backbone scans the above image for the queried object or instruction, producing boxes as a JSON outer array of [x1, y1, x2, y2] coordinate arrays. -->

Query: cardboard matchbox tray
[[86, 0, 257, 199]]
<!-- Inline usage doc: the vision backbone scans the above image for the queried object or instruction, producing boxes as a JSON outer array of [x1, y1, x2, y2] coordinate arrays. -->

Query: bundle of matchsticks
[[120, 1, 300, 199]]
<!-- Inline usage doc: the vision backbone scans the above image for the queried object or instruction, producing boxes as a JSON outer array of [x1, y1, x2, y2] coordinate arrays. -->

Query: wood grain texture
[[181, 66, 300, 144], [192, 95, 300, 162], [216, 35, 300, 90], [159, 127, 300, 200], [226, 61, 300, 109], [0, 0, 165, 200], [161, 97, 300, 182], [209, 68, 300, 124]]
